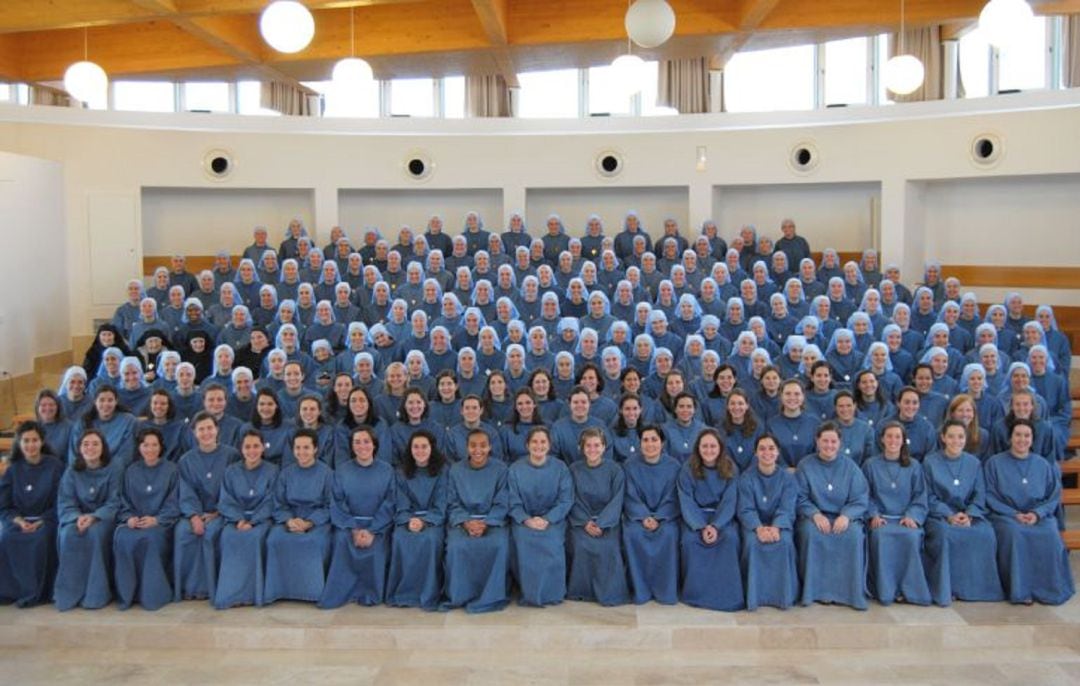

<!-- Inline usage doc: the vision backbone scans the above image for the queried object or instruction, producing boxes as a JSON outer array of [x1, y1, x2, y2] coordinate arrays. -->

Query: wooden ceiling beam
[[470, 0, 519, 88], [714, 0, 783, 70], [132, 0, 311, 89], [0, 0, 161, 34]]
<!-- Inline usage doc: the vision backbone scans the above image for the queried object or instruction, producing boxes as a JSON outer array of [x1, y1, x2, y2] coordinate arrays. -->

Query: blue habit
[[318, 459, 396, 608], [264, 461, 334, 604], [507, 456, 574, 607], [736, 465, 799, 611], [0, 456, 64, 607], [213, 460, 278, 609], [174, 444, 238, 601], [55, 466, 119, 610], [621, 454, 681, 604], [862, 457, 932, 605], [114, 459, 180, 610], [984, 451, 1075, 605], [677, 462, 744, 611], [386, 467, 447, 610], [441, 459, 511, 613], [795, 453, 869, 610], [921, 450, 1004, 605], [567, 459, 630, 606]]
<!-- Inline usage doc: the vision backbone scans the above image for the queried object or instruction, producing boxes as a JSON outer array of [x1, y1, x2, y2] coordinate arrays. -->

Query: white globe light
[[978, 0, 1035, 48], [610, 54, 647, 97], [884, 54, 925, 96], [625, 0, 676, 49], [332, 57, 373, 84], [260, 1, 315, 53], [63, 60, 108, 104]]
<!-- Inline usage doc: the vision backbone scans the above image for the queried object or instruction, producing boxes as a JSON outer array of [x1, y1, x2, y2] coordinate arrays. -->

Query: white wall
[[338, 188, 502, 241], [0, 151, 68, 375], [0, 91, 1078, 336], [525, 187, 688, 238], [923, 174, 1080, 267], [141, 187, 315, 255], [712, 182, 880, 251]]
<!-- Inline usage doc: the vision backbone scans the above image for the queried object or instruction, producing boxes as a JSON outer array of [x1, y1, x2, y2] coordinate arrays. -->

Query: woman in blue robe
[[853, 370, 893, 431], [214, 430, 278, 609], [390, 388, 448, 464], [500, 388, 542, 462], [116, 356, 152, 417], [567, 428, 629, 606], [737, 433, 799, 610], [887, 387, 937, 462], [984, 419, 1074, 605], [661, 392, 706, 464], [922, 420, 1005, 605], [767, 379, 819, 469], [677, 428, 744, 611], [825, 328, 863, 390], [244, 388, 294, 466], [721, 390, 763, 473], [611, 394, 647, 463], [507, 426, 574, 606], [33, 390, 72, 461], [69, 385, 138, 476], [386, 431, 447, 610], [174, 412, 239, 601], [113, 427, 180, 610], [795, 422, 870, 610], [990, 390, 1060, 461], [862, 421, 932, 605], [58, 366, 93, 421], [0, 422, 65, 607], [442, 428, 511, 612], [622, 425, 681, 604], [285, 395, 338, 468], [135, 389, 186, 463], [55, 429, 119, 610], [834, 391, 875, 465], [264, 429, 334, 604], [319, 425, 396, 608], [803, 361, 836, 422]]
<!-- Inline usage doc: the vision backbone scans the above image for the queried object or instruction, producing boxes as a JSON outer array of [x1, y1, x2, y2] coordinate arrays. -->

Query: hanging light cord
[[349, 7, 355, 58], [899, 0, 906, 56]]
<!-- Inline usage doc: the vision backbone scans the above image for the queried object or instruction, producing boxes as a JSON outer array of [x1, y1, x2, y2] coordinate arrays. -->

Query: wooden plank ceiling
[[0, 0, 1076, 88]]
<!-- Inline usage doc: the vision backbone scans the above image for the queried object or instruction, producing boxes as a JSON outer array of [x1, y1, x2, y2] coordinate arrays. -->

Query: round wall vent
[[788, 142, 819, 174], [202, 149, 234, 180], [404, 152, 434, 181], [595, 150, 624, 178], [971, 133, 1003, 167]]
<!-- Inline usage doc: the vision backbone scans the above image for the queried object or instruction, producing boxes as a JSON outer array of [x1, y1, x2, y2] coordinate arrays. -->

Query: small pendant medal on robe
[[953, 479, 960, 486], [25, 484, 33, 492], [827, 483, 833, 491], [206, 472, 213, 479], [146, 485, 153, 492]]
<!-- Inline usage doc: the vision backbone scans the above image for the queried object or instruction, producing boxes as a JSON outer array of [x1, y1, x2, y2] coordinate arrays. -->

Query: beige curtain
[[465, 75, 511, 117], [1066, 14, 1080, 88], [658, 57, 711, 114], [889, 27, 944, 102], [260, 81, 321, 116], [32, 85, 75, 107]]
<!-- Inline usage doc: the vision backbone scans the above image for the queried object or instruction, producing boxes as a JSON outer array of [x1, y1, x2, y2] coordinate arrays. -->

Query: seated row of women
[[2, 414, 1072, 613], [46, 340, 1066, 477]]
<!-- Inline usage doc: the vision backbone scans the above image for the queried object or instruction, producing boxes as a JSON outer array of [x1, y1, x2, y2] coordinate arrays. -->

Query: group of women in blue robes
[[9, 217, 1079, 614]]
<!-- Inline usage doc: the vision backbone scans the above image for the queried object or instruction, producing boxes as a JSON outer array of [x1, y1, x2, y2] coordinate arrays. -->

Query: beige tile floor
[[3, 366, 1080, 684], [1, 557, 1079, 685]]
